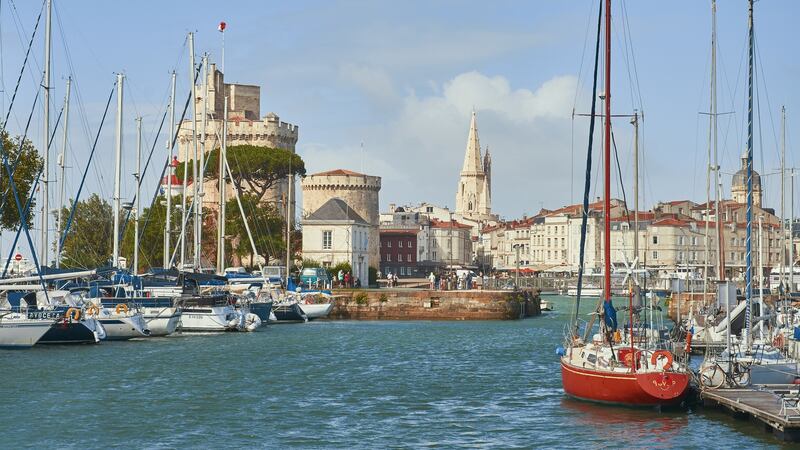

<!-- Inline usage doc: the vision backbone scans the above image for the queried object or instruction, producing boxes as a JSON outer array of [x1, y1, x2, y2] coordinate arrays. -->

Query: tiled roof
[[311, 169, 365, 177], [306, 198, 368, 224]]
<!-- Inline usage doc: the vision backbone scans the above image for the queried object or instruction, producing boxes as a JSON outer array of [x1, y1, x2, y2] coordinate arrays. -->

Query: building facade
[[301, 198, 370, 283]]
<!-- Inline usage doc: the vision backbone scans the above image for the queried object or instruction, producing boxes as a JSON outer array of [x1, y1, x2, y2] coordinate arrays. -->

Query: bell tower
[[455, 111, 492, 220]]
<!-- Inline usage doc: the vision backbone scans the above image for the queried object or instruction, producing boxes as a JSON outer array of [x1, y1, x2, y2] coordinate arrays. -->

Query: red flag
[[218, 21, 226, 32]]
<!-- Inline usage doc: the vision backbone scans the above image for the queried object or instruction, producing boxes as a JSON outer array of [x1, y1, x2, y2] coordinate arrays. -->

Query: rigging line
[[619, 0, 644, 110], [573, 0, 603, 333], [137, 64, 201, 256], [57, 83, 115, 254], [119, 107, 167, 243], [611, 128, 630, 227], [571, 0, 597, 110], [753, 32, 781, 169], [1, 0, 43, 129], [0, 82, 41, 212], [611, 3, 635, 112]]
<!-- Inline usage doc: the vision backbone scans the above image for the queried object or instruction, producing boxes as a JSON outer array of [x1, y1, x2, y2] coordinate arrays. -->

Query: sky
[[2, 0, 800, 258]]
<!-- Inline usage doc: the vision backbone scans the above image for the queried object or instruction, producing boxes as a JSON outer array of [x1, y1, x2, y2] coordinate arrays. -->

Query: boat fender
[[66, 307, 81, 322], [86, 305, 100, 317], [613, 330, 622, 343], [555, 346, 566, 357], [773, 335, 785, 348], [245, 313, 262, 332], [650, 350, 673, 371], [685, 331, 693, 353], [115, 304, 129, 315]]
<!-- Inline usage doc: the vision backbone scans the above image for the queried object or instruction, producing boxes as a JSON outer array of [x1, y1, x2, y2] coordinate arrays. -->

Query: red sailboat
[[559, 0, 690, 406]]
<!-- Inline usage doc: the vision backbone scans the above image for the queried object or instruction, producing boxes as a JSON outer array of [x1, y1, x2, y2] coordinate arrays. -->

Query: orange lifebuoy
[[773, 335, 785, 348], [115, 303, 129, 315], [650, 350, 673, 371], [66, 307, 81, 322]]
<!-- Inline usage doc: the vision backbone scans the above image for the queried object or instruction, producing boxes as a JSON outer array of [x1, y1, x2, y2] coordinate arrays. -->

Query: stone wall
[[327, 289, 540, 320]]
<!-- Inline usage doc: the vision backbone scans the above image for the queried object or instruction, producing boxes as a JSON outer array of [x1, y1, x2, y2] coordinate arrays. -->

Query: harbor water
[[0, 295, 785, 448]]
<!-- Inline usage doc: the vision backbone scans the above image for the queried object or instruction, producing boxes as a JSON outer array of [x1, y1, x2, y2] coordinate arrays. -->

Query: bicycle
[[699, 358, 752, 389]]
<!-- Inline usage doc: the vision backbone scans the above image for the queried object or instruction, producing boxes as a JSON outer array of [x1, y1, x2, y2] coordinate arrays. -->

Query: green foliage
[[302, 258, 321, 268], [173, 159, 194, 184], [353, 292, 368, 305], [207, 145, 306, 200], [368, 266, 378, 286], [120, 198, 183, 272], [0, 131, 43, 230], [58, 194, 113, 269], [226, 194, 285, 265], [379, 293, 388, 303]]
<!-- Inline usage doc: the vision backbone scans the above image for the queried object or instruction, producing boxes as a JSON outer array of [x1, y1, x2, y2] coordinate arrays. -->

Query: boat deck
[[701, 385, 800, 441]]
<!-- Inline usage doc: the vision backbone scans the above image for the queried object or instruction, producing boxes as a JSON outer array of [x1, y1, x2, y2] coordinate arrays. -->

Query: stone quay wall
[[328, 289, 540, 320]]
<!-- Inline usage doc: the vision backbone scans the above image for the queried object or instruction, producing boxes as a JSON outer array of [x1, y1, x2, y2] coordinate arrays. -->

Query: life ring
[[773, 335, 785, 348], [650, 350, 673, 371], [86, 305, 100, 316], [115, 304, 129, 315], [66, 307, 81, 322]]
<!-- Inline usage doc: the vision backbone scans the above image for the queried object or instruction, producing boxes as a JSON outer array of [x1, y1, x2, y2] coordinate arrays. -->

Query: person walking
[[337, 269, 344, 288], [344, 271, 351, 288], [428, 272, 436, 290]]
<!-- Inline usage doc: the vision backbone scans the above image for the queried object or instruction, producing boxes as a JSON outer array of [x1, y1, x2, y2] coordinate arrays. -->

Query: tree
[[204, 145, 306, 200], [58, 194, 113, 269], [226, 194, 286, 267], [120, 199, 182, 273], [0, 131, 43, 230]]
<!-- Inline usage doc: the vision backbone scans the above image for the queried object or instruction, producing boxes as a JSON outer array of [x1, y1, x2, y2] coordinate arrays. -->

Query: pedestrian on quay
[[338, 269, 344, 288], [428, 272, 436, 290], [387, 272, 393, 288], [344, 272, 351, 288]]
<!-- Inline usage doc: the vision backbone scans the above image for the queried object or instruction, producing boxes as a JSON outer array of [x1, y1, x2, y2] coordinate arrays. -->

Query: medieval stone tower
[[301, 169, 382, 270], [176, 63, 299, 221], [455, 111, 494, 221], [731, 151, 763, 208]]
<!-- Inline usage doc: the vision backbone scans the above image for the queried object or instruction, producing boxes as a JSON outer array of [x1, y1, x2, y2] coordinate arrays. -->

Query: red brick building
[[379, 229, 419, 277]]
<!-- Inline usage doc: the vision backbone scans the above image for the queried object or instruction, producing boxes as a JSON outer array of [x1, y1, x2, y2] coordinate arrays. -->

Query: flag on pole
[[218, 21, 226, 32]]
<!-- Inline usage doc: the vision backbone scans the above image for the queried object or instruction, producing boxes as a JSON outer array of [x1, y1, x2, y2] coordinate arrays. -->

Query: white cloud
[[299, 71, 580, 218]]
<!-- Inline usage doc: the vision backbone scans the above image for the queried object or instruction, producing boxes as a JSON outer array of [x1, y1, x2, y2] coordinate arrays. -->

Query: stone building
[[301, 198, 371, 283], [301, 169, 381, 272], [731, 152, 763, 208], [174, 63, 299, 221], [455, 111, 496, 222]]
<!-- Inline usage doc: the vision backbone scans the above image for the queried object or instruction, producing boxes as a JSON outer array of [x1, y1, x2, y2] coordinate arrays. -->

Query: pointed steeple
[[461, 110, 483, 174]]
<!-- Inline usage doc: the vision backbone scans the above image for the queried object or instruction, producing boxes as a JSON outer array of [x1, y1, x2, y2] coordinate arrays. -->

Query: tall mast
[[55, 77, 70, 269], [631, 111, 640, 307], [40, 0, 52, 266], [603, 0, 612, 303], [112, 73, 124, 268], [704, 0, 715, 295], [180, 32, 195, 269], [780, 106, 786, 293], [286, 173, 293, 281], [758, 215, 764, 337], [712, 0, 724, 280], [195, 54, 209, 271], [744, 0, 754, 350], [164, 71, 176, 268], [791, 169, 795, 295], [217, 96, 228, 275], [134, 116, 142, 275]]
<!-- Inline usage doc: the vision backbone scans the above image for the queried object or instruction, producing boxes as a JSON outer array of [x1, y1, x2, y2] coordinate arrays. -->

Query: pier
[[701, 386, 800, 442]]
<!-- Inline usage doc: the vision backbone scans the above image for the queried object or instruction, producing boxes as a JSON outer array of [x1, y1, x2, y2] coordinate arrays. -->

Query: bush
[[379, 293, 388, 303], [302, 258, 321, 269], [353, 292, 368, 305]]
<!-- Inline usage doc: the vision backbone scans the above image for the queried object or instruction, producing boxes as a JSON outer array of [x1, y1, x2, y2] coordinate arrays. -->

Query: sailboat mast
[[712, 0, 724, 280], [286, 173, 293, 282], [780, 106, 786, 293], [180, 33, 195, 269], [55, 77, 70, 269], [195, 54, 209, 271], [631, 111, 640, 307], [134, 116, 142, 275], [217, 96, 228, 275], [112, 73, 124, 268], [603, 0, 612, 302], [745, 0, 754, 350], [40, 0, 52, 266], [164, 71, 176, 268]]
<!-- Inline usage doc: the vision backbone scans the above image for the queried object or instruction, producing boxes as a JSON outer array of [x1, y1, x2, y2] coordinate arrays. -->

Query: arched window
[[468, 201, 473, 211]]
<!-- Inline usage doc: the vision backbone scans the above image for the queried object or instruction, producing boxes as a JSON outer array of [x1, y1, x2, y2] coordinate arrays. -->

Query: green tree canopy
[[58, 193, 113, 269], [0, 131, 43, 230], [226, 194, 286, 266], [176, 145, 306, 201]]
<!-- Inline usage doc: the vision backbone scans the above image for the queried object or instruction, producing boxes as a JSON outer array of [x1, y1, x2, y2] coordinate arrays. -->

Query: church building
[[455, 111, 496, 222]]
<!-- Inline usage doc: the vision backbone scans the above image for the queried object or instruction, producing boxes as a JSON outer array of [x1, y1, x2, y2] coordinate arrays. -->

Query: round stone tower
[[302, 170, 381, 271]]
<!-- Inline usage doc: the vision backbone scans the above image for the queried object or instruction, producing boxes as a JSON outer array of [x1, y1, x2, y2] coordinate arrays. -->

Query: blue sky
[[2, 0, 799, 257]]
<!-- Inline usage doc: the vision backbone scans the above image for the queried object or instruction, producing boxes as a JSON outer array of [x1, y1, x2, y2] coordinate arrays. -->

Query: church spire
[[461, 110, 483, 174]]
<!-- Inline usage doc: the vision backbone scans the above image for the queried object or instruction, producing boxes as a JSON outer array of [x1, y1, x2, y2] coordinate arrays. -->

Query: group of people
[[385, 272, 400, 288], [427, 271, 478, 291], [336, 270, 361, 288]]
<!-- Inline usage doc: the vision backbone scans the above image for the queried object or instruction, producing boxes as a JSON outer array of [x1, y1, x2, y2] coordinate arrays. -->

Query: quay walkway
[[701, 385, 800, 442]]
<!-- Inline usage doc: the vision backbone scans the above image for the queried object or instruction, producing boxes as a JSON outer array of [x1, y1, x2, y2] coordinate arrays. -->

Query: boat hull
[[560, 359, 689, 406], [298, 302, 333, 320], [98, 313, 150, 340], [38, 320, 100, 345], [179, 306, 238, 332], [142, 307, 181, 336], [271, 302, 307, 322], [0, 319, 53, 348], [249, 301, 274, 322]]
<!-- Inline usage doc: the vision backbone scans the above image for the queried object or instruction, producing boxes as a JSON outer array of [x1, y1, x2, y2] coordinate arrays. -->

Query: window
[[408, 253, 412, 262], [432, 251, 437, 260], [730, 252, 735, 261], [408, 241, 413, 248], [399, 240, 404, 248], [677, 236, 684, 246], [387, 254, 392, 262], [678, 251, 683, 261], [652, 251, 658, 259], [387, 241, 392, 248], [652, 236, 658, 245], [691, 237, 698, 246], [322, 230, 332, 250]]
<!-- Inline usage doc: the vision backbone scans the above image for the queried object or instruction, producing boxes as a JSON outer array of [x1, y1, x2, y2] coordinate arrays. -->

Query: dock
[[701, 385, 800, 441]]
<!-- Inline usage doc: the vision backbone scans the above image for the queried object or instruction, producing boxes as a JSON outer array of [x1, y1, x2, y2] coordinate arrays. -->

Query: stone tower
[[731, 151, 762, 208], [301, 169, 381, 271], [176, 63, 299, 221], [455, 111, 493, 221]]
